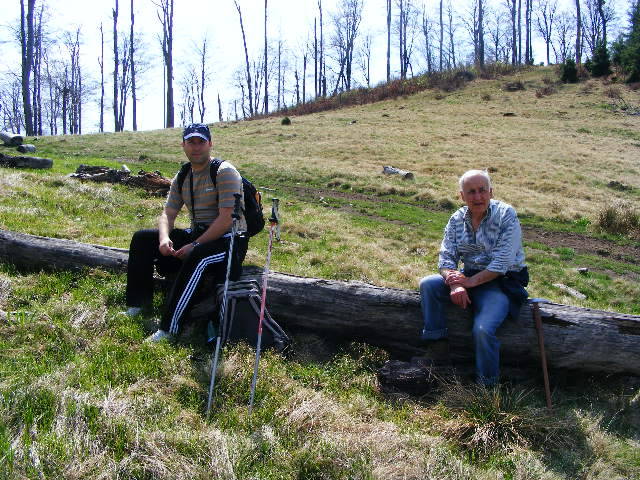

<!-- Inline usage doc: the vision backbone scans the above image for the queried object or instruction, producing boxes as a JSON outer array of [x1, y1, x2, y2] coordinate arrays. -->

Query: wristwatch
[[191, 241, 200, 248]]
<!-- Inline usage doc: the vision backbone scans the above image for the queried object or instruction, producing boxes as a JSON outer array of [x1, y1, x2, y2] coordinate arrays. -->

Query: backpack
[[176, 158, 265, 237]]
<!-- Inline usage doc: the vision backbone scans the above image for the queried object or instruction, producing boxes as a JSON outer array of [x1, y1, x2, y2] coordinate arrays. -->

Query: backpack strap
[[176, 161, 192, 193], [209, 158, 223, 186]]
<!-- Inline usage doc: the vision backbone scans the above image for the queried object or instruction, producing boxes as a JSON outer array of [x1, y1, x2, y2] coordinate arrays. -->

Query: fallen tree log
[[0, 229, 638, 376], [0, 153, 52, 169], [382, 165, 414, 180], [16, 144, 36, 153], [70, 165, 172, 195], [0, 131, 24, 146]]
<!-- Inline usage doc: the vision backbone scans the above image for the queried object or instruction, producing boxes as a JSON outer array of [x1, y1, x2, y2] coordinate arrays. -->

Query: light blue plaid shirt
[[438, 199, 526, 274]]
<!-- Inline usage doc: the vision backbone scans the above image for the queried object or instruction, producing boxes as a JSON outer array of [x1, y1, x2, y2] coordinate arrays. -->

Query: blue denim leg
[[419, 274, 450, 340], [468, 282, 510, 386]]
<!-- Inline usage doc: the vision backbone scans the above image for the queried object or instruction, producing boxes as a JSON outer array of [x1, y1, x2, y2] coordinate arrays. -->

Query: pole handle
[[232, 193, 242, 220], [269, 198, 280, 224]]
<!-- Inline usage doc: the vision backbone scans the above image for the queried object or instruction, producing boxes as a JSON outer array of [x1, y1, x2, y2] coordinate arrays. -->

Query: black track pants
[[126, 228, 247, 334]]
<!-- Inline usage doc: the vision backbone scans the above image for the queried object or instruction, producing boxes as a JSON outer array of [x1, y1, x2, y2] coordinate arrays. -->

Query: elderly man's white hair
[[458, 169, 492, 191]]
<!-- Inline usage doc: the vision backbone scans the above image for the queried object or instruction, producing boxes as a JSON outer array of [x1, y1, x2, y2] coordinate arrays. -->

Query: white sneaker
[[125, 307, 143, 317], [145, 329, 172, 343]]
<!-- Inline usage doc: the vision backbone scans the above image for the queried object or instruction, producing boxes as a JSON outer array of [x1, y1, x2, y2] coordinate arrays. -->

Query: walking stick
[[206, 193, 242, 419], [248, 198, 279, 414], [531, 299, 552, 409]]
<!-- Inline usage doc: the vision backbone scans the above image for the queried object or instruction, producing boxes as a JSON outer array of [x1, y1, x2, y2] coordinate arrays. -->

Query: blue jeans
[[419, 274, 510, 385]]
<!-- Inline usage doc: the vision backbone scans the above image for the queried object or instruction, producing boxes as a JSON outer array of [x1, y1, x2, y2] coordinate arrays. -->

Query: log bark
[[0, 152, 52, 169], [0, 132, 24, 146], [0, 229, 639, 376], [16, 144, 36, 153], [382, 165, 414, 180], [0, 229, 128, 272]]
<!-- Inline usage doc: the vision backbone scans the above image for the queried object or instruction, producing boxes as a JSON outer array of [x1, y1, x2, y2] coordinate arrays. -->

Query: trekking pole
[[531, 299, 552, 410], [248, 198, 279, 414], [206, 193, 242, 419]]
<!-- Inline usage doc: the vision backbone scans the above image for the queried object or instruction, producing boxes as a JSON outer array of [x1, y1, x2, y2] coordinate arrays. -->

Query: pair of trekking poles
[[205, 194, 280, 418]]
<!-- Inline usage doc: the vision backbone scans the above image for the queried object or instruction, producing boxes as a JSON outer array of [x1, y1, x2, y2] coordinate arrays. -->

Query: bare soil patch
[[522, 226, 640, 266]]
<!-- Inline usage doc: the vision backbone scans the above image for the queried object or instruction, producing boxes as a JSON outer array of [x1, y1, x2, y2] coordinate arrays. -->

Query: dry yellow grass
[[38, 67, 639, 223]]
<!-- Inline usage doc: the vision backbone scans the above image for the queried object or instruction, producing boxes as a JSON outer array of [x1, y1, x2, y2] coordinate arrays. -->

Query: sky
[[0, 0, 629, 134]]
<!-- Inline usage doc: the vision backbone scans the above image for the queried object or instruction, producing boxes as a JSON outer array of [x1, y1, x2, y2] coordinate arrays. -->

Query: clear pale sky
[[0, 0, 626, 134]]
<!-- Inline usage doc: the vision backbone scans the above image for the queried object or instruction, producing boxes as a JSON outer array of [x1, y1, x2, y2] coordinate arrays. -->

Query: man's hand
[[159, 238, 175, 256], [174, 243, 195, 260], [445, 270, 469, 287], [450, 284, 471, 309]]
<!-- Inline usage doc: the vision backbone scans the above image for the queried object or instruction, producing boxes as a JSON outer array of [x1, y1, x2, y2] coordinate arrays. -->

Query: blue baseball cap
[[183, 123, 211, 141]]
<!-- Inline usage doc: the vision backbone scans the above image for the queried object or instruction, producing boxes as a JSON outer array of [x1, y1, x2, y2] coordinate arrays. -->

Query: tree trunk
[[20, 0, 36, 136], [1, 231, 639, 377], [387, 0, 392, 81], [575, 0, 581, 64], [319, 0, 325, 97], [234, 1, 254, 117], [439, 0, 443, 71], [130, 0, 137, 131], [113, 0, 119, 132], [478, 0, 485, 70], [99, 23, 105, 133], [264, 0, 268, 115]]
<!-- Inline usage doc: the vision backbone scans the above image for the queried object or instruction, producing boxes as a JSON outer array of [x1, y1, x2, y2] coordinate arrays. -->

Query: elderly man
[[125, 123, 248, 342], [419, 170, 528, 385]]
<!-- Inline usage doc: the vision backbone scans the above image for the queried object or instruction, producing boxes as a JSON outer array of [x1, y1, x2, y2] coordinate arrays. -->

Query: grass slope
[[1, 66, 639, 479]]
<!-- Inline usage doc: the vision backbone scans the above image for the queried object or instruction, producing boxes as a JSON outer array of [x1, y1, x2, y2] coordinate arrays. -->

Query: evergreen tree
[[589, 42, 612, 77], [613, 1, 640, 82]]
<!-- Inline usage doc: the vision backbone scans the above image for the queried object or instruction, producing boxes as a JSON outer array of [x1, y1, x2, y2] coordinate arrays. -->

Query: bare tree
[[264, 0, 268, 114], [505, 0, 517, 64], [487, 5, 508, 62], [553, 10, 575, 63], [99, 23, 105, 132], [421, 7, 436, 74], [179, 67, 196, 126], [154, 0, 174, 128], [478, 0, 485, 69], [20, 0, 36, 135], [575, 0, 582, 63], [387, 0, 392, 81], [582, 0, 615, 55], [217, 93, 223, 122], [130, 0, 137, 131], [397, 0, 417, 79], [113, 0, 119, 131], [330, 0, 364, 93], [234, 0, 254, 116], [439, 0, 444, 70], [319, 0, 326, 96], [115, 33, 131, 132], [358, 32, 373, 86], [0, 78, 24, 133], [447, 1, 458, 69], [196, 37, 209, 123], [536, 0, 558, 65], [462, 0, 485, 69], [62, 28, 83, 134], [32, 3, 46, 136], [518, 0, 522, 63], [314, 18, 318, 96]]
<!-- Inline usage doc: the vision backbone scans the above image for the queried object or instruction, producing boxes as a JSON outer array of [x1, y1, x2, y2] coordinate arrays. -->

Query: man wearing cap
[[418, 169, 528, 386], [125, 123, 248, 342]]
